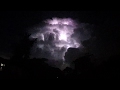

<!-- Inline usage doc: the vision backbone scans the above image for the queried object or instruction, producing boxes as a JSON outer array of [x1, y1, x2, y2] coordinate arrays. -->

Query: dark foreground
[[0, 54, 120, 79]]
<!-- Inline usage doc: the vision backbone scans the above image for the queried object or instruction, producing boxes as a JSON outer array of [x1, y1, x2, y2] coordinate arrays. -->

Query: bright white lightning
[[30, 18, 80, 62], [59, 32, 67, 41]]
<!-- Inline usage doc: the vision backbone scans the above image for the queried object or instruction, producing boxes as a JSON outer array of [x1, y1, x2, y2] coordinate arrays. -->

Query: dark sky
[[0, 11, 120, 60]]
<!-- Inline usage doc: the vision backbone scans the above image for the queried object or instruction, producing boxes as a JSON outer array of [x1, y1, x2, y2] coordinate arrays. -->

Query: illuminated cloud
[[29, 17, 91, 69]]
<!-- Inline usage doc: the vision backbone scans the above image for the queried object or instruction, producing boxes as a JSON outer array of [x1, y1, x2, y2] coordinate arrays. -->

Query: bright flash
[[30, 18, 80, 61], [59, 32, 67, 41]]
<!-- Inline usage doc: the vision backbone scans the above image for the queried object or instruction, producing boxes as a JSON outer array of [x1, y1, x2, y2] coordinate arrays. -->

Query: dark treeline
[[0, 34, 120, 79], [0, 54, 120, 79]]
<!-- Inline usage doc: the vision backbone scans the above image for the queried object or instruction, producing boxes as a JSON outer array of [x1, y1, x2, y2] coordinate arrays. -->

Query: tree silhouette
[[11, 33, 35, 60]]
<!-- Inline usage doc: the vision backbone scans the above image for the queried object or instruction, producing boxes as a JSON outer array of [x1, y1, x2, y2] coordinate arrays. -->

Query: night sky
[[0, 11, 120, 61]]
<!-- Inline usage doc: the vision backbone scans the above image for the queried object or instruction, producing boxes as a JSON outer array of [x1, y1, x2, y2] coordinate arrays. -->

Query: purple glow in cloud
[[30, 18, 80, 61], [29, 17, 91, 70]]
